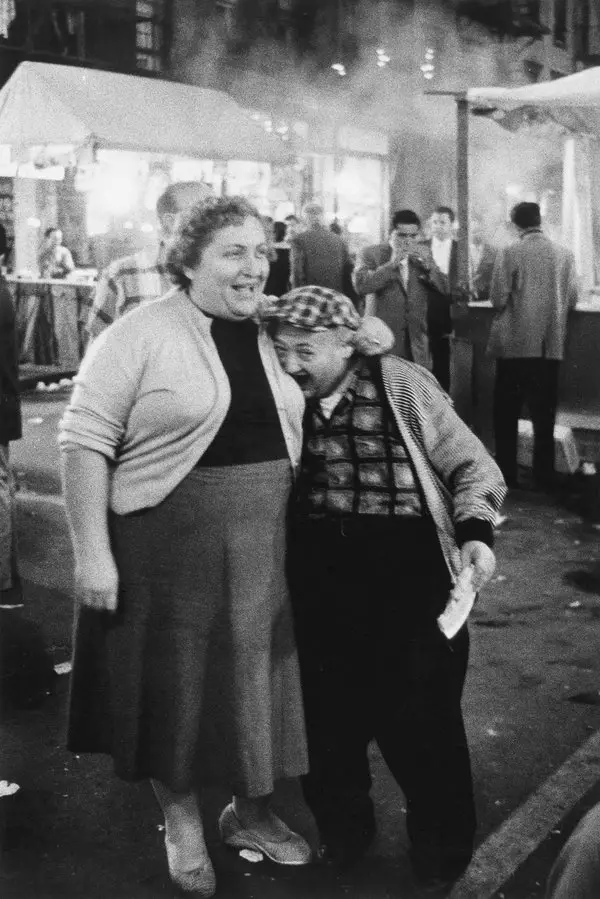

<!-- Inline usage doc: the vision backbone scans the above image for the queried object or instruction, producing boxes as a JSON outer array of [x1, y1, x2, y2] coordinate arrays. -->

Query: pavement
[[2, 390, 600, 899]]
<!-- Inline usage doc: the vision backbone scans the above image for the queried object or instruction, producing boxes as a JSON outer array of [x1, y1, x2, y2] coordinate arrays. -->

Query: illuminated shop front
[[239, 109, 390, 251], [310, 125, 389, 255]]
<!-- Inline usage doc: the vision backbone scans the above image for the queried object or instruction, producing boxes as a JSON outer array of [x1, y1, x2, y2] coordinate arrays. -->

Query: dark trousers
[[429, 334, 451, 393], [287, 515, 476, 878], [493, 358, 560, 486]]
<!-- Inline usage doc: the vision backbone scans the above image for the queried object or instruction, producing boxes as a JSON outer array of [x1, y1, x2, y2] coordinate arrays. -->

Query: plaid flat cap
[[262, 286, 361, 331]]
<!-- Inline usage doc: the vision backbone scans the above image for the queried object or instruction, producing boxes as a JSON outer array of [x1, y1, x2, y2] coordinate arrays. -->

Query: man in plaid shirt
[[263, 286, 506, 894], [83, 181, 212, 347]]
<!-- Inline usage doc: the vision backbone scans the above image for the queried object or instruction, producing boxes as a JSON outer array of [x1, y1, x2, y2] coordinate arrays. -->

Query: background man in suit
[[469, 217, 498, 302], [353, 209, 445, 370], [290, 202, 353, 295], [427, 205, 458, 392], [487, 201, 579, 489]]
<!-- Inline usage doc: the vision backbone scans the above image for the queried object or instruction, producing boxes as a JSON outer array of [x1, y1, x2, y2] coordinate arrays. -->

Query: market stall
[[0, 61, 293, 373], [445, 68, 600, 461]]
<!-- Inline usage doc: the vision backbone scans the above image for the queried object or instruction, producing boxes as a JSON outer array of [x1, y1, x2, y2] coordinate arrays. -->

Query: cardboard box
[[517, 419, 580, 474]]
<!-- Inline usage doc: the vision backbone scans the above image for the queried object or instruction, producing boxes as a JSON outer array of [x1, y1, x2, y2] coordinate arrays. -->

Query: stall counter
[[451, 297, 600, 463], [9, 276, 95, 370]]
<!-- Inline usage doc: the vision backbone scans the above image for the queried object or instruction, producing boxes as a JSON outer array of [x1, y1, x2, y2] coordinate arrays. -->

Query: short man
[[487, 201, 579, 489], [265, 286, 506, 892], [427, 205, 458, 392], [0, 267, 22, 606], [84, 180, 212, 346], [290, 202, 353, 294], [353, 209, 446, 370]]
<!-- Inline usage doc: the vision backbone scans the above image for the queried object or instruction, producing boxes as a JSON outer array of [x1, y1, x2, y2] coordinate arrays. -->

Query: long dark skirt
[[67, 460, 308, 796]]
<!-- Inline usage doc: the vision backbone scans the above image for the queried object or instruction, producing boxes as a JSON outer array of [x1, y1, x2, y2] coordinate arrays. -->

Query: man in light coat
[[487, 202, 579, 489]]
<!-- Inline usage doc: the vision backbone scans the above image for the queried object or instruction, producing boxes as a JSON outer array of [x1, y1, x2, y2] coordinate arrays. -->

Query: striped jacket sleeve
[[380, 355, 506, 571]]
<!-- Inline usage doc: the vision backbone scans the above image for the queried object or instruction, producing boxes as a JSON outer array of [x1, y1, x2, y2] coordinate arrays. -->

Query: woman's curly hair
[[166, 195, 265, 288]]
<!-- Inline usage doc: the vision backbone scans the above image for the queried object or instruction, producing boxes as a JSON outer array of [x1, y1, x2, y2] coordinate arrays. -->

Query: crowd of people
[[2, 183, 588, 898]]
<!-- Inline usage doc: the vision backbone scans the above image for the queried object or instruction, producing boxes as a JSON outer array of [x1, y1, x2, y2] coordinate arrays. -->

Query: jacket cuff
[[455, 518, 494, 549]]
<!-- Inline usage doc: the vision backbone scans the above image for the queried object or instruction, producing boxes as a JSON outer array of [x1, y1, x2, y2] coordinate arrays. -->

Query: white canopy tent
[[0, 61, 295, 164], [465, 67, 600, 291], [467, 66, 600, 136]]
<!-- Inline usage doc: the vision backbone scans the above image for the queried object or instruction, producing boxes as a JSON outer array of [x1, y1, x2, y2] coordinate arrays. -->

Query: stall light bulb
[[26, 216, 41, 228], [331, 62, 347, 76], [505, 183, 522, 197], [423, 72, 434, 80], [420, 63, 435, 73], [140, 222, 154, 233]]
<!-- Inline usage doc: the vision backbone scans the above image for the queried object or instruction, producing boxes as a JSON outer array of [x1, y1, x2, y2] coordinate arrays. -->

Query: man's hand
[[388, 232, 404, 267], [459, 541, 496, 592], [74, 550, 119, 612]]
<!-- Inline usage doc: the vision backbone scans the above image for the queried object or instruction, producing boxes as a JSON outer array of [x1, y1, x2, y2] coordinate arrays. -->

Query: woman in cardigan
[[59, 196, 311, 897]]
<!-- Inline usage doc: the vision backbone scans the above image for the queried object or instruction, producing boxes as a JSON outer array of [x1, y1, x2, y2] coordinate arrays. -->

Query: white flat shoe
[[218, 803, 312, 866], [165, 836, 217, 896]]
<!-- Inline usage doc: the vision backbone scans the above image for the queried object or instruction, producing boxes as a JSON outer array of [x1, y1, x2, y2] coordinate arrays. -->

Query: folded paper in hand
[[437, 565, 476, 640]]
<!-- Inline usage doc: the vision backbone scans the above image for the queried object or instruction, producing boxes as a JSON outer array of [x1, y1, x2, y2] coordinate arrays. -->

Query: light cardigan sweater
[[59, 288, 304, 514]]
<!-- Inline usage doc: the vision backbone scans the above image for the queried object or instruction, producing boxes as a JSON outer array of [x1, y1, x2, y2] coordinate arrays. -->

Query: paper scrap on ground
[[438, 565, 476, 640], [54, 661, 73, 675], [239, 849, 264, 863], [0, 781, 20, 797]]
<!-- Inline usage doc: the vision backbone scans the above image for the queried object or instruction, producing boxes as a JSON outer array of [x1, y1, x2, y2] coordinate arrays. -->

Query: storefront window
[[224, 161, 271, 212]]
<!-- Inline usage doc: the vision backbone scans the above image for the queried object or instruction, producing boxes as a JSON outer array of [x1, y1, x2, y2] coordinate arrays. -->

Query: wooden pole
[[456, 95, 470, 286], [424, 89, 470, 286]]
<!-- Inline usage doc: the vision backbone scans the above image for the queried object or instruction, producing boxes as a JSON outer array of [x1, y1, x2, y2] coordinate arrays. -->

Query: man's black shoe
[[316, 819, 377, 870]]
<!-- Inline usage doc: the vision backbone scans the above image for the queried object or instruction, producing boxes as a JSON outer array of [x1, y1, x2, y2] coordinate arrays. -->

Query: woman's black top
[[199, 317, 288, 466]]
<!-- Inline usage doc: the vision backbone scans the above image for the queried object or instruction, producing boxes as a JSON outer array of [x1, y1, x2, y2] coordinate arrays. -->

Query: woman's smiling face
[[185, 216, 270, 320]]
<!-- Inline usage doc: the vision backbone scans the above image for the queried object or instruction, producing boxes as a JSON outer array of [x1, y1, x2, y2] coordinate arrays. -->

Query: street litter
[[239, 849, 263, 863], [53, 661, 73, 675], [568, 690, 600, 706], [0, 781, 20, 797], [27, 417, 43, 424], [568, 600, 582, 609], [437, 565, 475, 639]]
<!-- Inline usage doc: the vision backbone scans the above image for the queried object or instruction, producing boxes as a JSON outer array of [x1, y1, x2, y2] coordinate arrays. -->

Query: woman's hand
[[74, 550, 119, 612], [459, 541, 496, 592]]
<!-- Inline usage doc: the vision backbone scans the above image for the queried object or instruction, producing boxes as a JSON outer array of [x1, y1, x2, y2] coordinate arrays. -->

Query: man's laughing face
[[273, 323, 354, 400]]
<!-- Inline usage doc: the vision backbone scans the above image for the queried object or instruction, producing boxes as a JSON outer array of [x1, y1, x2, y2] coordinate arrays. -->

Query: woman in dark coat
[[264, 221, 291, 297]]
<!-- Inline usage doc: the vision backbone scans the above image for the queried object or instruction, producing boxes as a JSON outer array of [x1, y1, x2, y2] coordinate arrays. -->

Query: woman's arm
[[61, 445, 118, 612]]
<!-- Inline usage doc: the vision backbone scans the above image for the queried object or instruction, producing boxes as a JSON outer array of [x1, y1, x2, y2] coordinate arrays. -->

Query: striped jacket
[[378, 354, 506, 582], [83, 247, 172, 348]]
